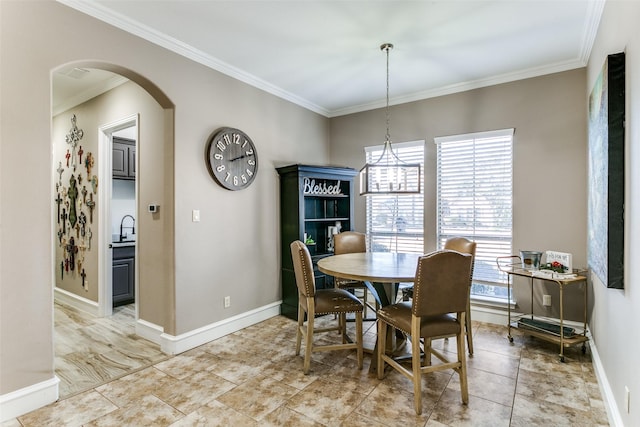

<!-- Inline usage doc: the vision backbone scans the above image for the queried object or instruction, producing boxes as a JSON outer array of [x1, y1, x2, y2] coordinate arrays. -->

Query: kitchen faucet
[[119, 215, 135, 241]]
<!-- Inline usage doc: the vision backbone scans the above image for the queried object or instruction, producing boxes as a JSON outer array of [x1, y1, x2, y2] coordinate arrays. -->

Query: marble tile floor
[[53, 302, 170, 398], [6, 311, 610, 426]]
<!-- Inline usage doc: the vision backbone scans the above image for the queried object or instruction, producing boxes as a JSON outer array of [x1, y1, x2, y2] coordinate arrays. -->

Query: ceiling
[[55, 0, 604, 117]]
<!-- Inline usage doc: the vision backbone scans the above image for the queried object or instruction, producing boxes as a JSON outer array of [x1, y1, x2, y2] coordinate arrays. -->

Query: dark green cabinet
[[113, 137, 136, 180], [113, 245, 135, 306], [277, 164, 357, 319]]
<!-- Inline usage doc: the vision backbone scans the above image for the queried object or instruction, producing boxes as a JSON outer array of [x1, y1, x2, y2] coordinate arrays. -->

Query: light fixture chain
[[385, 44, 391, 144]]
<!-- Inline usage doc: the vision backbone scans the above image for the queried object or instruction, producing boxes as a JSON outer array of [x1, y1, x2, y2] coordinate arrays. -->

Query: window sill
[[470, 294, 516, 310]]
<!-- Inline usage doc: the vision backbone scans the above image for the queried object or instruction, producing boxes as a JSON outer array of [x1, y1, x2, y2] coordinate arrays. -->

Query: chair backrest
[[444, 236, 476, 284], [412, 250, 473, 317], [290, 240, 316, 298], [334, 231, 366, 255]]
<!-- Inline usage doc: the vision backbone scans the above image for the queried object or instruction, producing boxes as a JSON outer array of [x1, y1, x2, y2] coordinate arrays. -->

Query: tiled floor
[[6, 306, 610, 426]]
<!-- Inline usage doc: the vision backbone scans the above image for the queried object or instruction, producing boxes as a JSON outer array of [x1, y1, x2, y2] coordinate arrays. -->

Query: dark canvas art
[[588, 52, 625, 289]]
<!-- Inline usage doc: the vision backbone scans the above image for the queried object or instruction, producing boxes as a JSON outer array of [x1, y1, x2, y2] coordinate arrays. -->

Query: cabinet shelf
[[304, 217, 350, 222]]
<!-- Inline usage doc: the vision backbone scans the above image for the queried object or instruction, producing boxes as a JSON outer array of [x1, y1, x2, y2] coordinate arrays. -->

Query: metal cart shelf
[[497, 256, 588, 362]]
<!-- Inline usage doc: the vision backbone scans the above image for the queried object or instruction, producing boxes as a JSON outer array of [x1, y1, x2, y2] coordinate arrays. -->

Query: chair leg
[[295, 304, 304, 356], [412, 319, 423, 415], [356, 311, 363, 369], [303, 313, 314, 374], [340, 313, 347, 343], [457, 313, 469, 404], [466, 302, 474, 356], [423, 338, 432, 366], [377, 320, 387, 379]]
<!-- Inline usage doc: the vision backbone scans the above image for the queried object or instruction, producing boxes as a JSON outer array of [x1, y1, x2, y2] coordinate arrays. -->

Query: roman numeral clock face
[[206, 127, 259, 190]]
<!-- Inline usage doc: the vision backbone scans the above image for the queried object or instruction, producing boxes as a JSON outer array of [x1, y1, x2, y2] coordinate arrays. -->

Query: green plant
[[304, 236, 315, 245], [540, 261, 567, 273]]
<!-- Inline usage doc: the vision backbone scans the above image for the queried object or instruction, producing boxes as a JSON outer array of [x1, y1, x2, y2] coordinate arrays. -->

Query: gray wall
[[330, 69, 588, 320], [587, 1, 640, 426]]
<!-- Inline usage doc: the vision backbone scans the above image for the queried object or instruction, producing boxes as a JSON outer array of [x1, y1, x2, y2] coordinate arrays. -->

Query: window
[[434, 129, 514, 300], [365, 141, 425, 254]]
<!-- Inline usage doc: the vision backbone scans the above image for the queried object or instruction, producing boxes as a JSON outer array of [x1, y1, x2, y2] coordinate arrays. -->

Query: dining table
[[317, 251, 422, 371]]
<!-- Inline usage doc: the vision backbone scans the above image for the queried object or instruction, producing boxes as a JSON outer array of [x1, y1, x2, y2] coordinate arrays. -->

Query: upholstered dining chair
[[443, 237, 477, 356], [333, 231, 376, 318], [290, 240, 364, 374], [376, 250, 473, 415]]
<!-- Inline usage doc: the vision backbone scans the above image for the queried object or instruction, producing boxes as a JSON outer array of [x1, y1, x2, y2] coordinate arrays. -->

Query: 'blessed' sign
[[303, 177, 343, 195]]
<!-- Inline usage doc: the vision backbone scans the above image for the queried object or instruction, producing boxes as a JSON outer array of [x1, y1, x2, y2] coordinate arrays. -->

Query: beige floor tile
[[18, 390, 117, 427], [84, 394, 184, 426], [217, 375, 300, 420], [168, 400, 259, 427], [429, 388, 512, 427]]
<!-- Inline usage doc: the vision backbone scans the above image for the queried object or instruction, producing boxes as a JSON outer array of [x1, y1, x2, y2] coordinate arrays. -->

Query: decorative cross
[[65, 149, 71, 167], [90, 175, 98, 194], [86, 228, 93, 250], [57, 162, 64, 184], [61, 261, 64, 280], [78, 174, 83, 186], [80, 268, 86, 288], [65, 259, 69, 272], [65, 237, 78, 271], [78, 145, 84, 164], [55, 193, 63, 223], [68, 174, 78, 228], [61, 208, 68, 234], [85, 152, 94, 176], [79, 212, 87, 237], [81, 186, 88, 204], [65, 114, 84, 168], [57, 228, 63, 244], [86, 193, 95, 223], [75, 223, 80, 238]]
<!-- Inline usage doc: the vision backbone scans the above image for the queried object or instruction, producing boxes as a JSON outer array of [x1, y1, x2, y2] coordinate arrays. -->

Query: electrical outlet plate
[[625, 386, 630, 413], [543, 294, 552, 306], [224, 296, 230, 308]]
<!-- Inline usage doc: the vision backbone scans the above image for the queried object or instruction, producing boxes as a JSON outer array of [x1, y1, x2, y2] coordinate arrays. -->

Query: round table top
[[317, 252, 421, 283]]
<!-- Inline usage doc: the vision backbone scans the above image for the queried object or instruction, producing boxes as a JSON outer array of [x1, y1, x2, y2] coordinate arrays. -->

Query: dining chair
[[400, 236, 477, 356], [333, 231, 377, 318], [290, 240, 364, 374], [443, 237, 477, 356], [376, 250, 473, 415]]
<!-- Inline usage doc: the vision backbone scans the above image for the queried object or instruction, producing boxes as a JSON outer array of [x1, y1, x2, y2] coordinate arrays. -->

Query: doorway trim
[[98, 114, 139, 317]]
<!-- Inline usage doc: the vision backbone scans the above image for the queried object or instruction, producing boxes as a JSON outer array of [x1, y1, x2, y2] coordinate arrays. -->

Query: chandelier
[[359, 43, 421, 195]]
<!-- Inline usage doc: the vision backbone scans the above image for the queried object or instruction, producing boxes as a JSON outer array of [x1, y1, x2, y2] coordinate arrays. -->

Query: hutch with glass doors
[[277, 164, 357, 319]]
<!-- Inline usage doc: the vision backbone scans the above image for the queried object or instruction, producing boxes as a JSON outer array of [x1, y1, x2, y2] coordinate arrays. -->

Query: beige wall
[[0, 0, 328, 395], [587, 1, 640, 426], [330, 69, 588, 320]]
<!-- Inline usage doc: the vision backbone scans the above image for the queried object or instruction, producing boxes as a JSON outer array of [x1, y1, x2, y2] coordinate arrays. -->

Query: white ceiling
[[55, 0, 604, 117]]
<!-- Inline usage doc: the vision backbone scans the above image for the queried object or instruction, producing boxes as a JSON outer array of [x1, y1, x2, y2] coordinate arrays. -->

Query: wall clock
[[206, 127, 259, 190]]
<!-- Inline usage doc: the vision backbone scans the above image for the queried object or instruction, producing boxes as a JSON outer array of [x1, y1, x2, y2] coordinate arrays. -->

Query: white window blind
[[365, 140, 425, 254], [435, 129, 514, 290]]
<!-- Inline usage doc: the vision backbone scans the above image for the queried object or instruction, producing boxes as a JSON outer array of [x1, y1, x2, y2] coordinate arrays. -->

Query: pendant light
[[359, 43, 421, 195]]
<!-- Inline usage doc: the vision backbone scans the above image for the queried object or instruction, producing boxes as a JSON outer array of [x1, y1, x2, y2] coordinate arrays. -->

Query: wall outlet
[[192, 210, 200, 222], [542, 294, 552, 306], [84, 281, 89, 292], [224, 296, 231, 308], [625, 386, 630, 413]]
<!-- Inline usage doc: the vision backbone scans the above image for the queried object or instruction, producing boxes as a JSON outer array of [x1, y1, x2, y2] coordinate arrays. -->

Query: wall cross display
[[57, 229, 63, 244], [68, 174, 78, 227], [80, 268, 86, 288], [86, 193, 95, 223], [78, 145, 84, 164], [65, 149, 71, 167], [81, 185, 87, 204], [78, 174, 83, 186], [79, 212, 87, 237]]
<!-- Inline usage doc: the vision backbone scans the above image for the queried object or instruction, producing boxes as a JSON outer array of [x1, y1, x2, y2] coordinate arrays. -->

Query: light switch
[[192, 210, 200, 222]]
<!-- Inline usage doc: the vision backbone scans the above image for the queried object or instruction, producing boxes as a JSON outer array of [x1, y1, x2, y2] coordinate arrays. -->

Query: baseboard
[[135, 318, 165, 346], [54, 287, 99, 316], [589, 337, 623, 427], [0, 376, 59, 422], [159, 301, 282, 354], [469, 304, 509, 325]]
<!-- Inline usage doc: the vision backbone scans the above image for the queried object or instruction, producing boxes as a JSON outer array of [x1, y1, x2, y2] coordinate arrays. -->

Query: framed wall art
[[588, 52, 625, 289]]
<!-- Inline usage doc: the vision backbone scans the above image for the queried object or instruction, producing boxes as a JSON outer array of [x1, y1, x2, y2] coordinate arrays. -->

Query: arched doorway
[[51, 62, 175, 397]]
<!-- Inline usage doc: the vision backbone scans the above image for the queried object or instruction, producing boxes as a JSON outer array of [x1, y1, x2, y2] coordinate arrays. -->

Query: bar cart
[[497, 256, 588, 362]]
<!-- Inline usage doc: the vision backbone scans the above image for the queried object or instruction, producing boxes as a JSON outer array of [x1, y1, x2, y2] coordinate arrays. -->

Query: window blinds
[[365, 140, 425, 254], [435, 129, 514, 284]]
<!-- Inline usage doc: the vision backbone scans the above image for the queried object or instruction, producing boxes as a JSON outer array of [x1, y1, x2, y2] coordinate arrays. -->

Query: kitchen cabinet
[[113, 244, 135, 306], [113, 137, 136, 180], [276, 164, 357, 319]]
